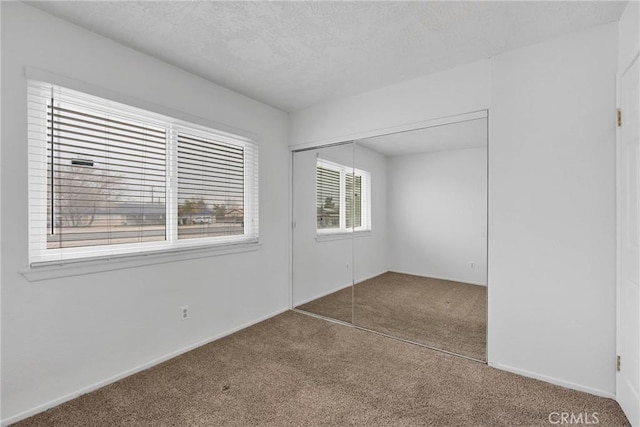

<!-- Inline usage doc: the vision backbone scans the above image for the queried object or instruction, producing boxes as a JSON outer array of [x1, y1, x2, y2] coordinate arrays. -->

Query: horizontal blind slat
[[50, 111, 167, 141], [53, 106, 166, 136], [49, 133, 166, 158]]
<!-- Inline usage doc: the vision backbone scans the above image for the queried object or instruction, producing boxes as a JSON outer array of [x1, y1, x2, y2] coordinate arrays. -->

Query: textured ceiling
[[358, 118, 487, 157], [27, 1, 627, 112]]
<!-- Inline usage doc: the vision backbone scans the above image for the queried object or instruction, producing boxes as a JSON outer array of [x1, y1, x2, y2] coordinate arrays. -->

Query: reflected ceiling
[[357, 118, 487, 157]]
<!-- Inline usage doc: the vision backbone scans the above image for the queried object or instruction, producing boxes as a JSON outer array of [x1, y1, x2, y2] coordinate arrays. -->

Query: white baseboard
[[489, 361, 616, 400], [1, 307, 289, 427]]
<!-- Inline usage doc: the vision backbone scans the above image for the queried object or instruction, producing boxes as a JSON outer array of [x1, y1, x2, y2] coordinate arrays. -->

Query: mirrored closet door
[[292, 143, 354, 324], [292, 114, 488, 361], [352, 117, 488, 360]]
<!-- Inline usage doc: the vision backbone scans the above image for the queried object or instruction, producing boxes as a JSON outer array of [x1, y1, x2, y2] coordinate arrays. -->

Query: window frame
[[27, 80, 259, 266], [315, 158, 371, 235]]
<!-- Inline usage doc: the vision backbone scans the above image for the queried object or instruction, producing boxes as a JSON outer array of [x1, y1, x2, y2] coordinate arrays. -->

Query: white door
[[618, 54, 640, 427]]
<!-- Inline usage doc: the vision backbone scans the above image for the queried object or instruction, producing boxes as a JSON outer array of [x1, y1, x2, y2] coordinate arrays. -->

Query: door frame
[[616, 48, 640, 424]]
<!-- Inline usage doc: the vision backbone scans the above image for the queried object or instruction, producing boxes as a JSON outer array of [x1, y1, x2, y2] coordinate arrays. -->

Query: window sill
[[315, 230, 372, 243], [21, 242, 261, 282]]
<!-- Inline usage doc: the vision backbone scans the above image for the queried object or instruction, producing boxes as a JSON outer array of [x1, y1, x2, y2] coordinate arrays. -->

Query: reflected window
[[316, 159, 370, 233]]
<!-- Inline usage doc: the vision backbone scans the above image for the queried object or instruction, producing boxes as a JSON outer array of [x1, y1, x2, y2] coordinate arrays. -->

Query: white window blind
[[176, 131, 258, 242], [345, 173, 362, 229], [28, 81, 258, 265], [316, 166, 341, 230], [316, 158, 370, 234]]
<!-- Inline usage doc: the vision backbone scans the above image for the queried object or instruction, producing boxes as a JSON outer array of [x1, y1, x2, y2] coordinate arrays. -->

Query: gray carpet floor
[[14, 311, 629, 426], [298, 272, 487, 360]]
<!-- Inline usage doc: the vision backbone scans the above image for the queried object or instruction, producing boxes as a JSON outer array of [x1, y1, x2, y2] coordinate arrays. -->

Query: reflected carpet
[[298, 272, 487, 360]]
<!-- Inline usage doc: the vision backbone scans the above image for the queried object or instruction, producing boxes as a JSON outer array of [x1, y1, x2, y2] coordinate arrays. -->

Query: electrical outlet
[[181, 305, 189, 320]]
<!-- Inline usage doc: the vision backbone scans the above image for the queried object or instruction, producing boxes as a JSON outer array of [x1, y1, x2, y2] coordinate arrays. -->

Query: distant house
[[117, 203, 166, 226], [217, 208, 244, 224]]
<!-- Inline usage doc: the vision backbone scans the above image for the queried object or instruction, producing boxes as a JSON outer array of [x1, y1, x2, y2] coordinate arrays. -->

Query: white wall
[[388, 147, 487, 285], [290, 60, 491, 147], [292, 143, 387, 305], [488, 23, 617, 396], [618, 0, 639, 73], [1, 3, 290, 423], [289, 23, 618, 397]]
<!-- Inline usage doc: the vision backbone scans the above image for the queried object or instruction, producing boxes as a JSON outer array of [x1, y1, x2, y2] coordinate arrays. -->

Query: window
[[28, 81, 258, 265], [316, 158, 370, 234]]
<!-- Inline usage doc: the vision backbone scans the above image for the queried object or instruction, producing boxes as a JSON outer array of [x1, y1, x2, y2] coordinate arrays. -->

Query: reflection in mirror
[[291, 116, 488, 361], [353, 118, 488, 360], [292, 143, 354, 323]]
